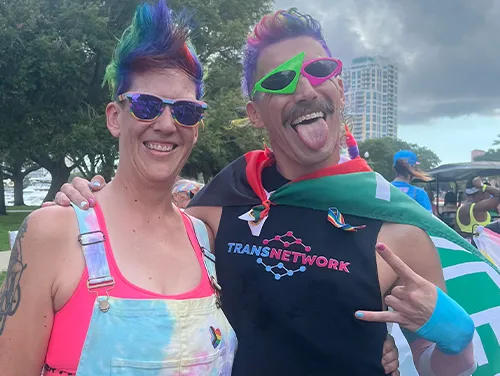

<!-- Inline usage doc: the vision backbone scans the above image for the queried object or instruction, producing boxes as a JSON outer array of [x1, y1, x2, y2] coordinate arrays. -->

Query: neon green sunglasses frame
[[252, 52, 305, 99]]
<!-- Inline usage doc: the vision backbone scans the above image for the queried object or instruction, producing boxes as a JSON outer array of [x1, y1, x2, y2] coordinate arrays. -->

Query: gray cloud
[[273, 0, 500, 124]]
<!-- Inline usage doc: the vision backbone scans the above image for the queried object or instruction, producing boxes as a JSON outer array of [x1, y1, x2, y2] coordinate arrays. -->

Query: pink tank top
[[44, 203, 213, 374]]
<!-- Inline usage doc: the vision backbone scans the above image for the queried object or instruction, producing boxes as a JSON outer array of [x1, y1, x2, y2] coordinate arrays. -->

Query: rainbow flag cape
[[190, 150, 500, 375]]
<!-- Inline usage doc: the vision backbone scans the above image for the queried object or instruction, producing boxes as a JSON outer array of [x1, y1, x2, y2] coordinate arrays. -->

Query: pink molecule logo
[[262, 232, 311, 252]]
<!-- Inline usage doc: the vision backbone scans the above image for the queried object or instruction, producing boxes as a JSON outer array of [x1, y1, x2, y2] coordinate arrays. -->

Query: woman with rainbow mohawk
[[0, 1, 236, 375]]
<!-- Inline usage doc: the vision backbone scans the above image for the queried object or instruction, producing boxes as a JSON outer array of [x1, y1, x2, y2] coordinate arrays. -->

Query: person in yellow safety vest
[[456, 176, 500, 235]]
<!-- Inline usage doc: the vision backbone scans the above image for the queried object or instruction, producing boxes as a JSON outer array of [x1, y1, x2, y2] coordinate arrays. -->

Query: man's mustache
[[282, 98, 335, 127]]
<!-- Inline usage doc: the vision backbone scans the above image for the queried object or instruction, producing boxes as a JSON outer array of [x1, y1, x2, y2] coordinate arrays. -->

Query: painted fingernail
[[92, 181, 101, 187], [355, 311, 364, 318], [376, 243, 386, 251], [88, 198, 95, 206], [80, 201, 88, 208]]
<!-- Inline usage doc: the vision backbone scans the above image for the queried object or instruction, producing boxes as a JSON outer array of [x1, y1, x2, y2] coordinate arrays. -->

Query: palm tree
[[494, 135, 500, 146]]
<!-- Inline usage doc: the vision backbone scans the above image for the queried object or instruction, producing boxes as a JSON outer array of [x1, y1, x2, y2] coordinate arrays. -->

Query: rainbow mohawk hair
[[103, 0, 204, 100], [241, 8, 331, 98]]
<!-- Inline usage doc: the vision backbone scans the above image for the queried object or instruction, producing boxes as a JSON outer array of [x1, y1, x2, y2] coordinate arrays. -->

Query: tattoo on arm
[[0, 218, 29, 335]]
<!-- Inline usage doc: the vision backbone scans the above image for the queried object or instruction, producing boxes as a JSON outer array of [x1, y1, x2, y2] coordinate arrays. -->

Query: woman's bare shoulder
[[24, 205, 79, 244]]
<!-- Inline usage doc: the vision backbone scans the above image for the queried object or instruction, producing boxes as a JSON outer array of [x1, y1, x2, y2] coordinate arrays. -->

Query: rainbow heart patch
[[209, 326, 222, 348]]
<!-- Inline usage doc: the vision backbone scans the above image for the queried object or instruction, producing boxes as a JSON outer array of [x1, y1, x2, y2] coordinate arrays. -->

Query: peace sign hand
[[355, 243, 438, 332]]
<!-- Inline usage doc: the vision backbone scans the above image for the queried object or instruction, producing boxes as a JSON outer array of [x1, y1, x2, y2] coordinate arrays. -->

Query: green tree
[[494, 135, 500, 146], [67, 115, 118, 182], [1, 157, 40, 206], [64, 0, 138, 182], [177, 0, 272, 180], [475, 149, 500, 162], [358, 137, 441, 180], [182, 86, 266, 182], [0, 0, 122, 200], [0, 0, 272, 198], [0, 143, 9, 215], [0, 169, 6, 215]]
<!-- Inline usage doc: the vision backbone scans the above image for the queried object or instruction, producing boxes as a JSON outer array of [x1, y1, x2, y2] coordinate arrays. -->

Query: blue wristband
[[413, 286, 475, 354]]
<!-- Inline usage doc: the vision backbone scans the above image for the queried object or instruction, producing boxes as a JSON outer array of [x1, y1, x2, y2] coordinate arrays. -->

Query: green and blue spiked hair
[[103, 0, 204, 100]]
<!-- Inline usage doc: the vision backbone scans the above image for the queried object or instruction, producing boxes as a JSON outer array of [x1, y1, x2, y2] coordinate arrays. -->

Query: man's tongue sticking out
[[295, 118, 329, 150]]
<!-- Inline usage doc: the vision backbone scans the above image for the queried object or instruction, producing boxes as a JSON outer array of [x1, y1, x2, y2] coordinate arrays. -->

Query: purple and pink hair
[[103, 0, 204, 100], [241, 8, 332, 98]]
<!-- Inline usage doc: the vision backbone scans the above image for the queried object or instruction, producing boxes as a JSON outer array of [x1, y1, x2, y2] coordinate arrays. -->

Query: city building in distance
[[343, 56, 398, 142], [471, 149, 486, 161]]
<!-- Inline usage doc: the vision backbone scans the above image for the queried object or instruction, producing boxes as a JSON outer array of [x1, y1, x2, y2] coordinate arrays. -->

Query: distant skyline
[[343, 56, 398, 142]]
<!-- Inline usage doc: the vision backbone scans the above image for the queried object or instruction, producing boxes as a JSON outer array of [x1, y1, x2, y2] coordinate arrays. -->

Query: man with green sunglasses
[[52, 7, 491, 376]]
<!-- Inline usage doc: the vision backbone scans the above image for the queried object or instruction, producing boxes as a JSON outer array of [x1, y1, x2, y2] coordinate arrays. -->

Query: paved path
[[0, 251, 11, 271]]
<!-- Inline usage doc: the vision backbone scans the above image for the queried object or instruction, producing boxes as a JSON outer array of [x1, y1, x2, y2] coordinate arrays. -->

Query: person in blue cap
[[391, 150, 433, 212]]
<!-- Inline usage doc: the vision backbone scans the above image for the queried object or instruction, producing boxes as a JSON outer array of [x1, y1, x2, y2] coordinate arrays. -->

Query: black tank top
[[215, 164, 388, 375]]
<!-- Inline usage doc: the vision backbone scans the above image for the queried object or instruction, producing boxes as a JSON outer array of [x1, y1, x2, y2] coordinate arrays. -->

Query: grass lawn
[[0, 272, 5, 285], [0, 211, 32, 251], [7, 205, 39, 211]]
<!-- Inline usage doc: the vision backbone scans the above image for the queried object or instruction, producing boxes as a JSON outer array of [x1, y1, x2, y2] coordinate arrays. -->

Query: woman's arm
[[0, 210, 60, 375]]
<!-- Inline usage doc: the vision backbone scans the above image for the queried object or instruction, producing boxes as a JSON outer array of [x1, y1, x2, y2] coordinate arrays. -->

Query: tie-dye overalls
[[71, 204, 237, 375]]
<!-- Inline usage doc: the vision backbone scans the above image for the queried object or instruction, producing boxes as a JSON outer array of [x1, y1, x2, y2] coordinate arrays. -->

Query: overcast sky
[[273, 0, 500, 163]]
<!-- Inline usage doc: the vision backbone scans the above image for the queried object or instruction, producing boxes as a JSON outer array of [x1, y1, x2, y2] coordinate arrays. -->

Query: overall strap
[[70, 203, 114, 291], [186, 214, 222, 306]]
